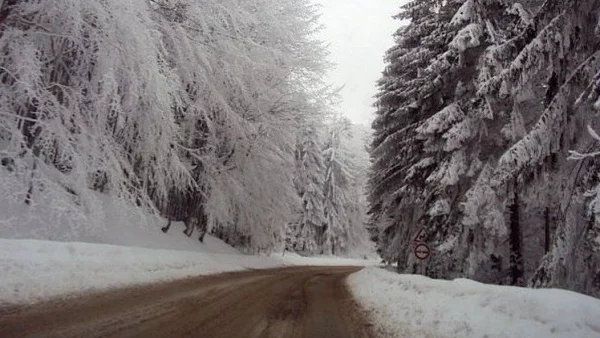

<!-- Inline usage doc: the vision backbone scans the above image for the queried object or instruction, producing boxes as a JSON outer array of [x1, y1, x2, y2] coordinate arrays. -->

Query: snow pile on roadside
[[278, 251, 377, 267], [0, 239, 372, 306], [348, 267, 600, 338]]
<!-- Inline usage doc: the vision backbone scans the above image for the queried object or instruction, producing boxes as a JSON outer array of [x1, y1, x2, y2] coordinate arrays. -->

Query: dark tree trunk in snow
[[161, 219, 172, 233], [509, 186, 524, 286], [25, 159, 37, 205], [544, 207, 551, 254]]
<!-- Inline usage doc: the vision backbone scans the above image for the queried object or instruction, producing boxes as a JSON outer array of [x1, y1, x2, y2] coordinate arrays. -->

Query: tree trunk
[[161, 218, 172, 233], [25, 158, 37, 205], [509, 185, 524, 286], [544, 207, 550, 254]]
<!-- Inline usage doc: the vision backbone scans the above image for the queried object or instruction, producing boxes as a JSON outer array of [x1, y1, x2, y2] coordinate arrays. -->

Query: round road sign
[[413, 243, 431, 260]]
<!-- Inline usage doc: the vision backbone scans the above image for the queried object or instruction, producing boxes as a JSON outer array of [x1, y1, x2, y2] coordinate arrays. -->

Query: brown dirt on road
[[0, 266, 374, 338]]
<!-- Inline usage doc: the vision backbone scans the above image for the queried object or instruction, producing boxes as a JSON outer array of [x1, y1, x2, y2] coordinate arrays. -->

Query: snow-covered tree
[[323, 118, 373, 256], [369, 0, 450, 265], [292, 122, 327, 253], [369, 0, 600, 297], [0, 0, 334, 253], [0, 0, 192, 212], [369, 0, 484, 271]]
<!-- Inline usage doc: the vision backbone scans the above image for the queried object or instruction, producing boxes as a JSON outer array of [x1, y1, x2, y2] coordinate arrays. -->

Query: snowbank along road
[[0, 266, 374, 338]]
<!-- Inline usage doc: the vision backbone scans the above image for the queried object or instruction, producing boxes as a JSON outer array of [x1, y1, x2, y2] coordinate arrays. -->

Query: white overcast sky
[[315, 0, 402, 125]]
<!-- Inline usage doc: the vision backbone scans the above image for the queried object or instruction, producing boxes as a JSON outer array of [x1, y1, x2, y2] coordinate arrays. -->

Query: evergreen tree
[[322, 117, 356, 255], [481, 0, 600, 294], [369, 0, 452, 265], [293, 123, 327, 253], [369, 0, 600, 297]]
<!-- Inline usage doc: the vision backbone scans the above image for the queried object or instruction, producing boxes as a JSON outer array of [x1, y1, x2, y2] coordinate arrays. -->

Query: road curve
[[0, 266, 374, 338]]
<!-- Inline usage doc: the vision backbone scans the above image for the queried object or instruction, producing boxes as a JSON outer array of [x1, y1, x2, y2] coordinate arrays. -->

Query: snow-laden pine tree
[[412, 0, 532, 283], [292, 122, 327, 254], [322, 117, 372, 256], [341, 123, 375, 257], [289, 117, 373, 257], [322, 118, 351, 255], [369, 0, 506, 272], [369, 0, 600, 297], [369, 0, 456, 266], [475, 0, 600, 295], [369, 0, 510, 273]]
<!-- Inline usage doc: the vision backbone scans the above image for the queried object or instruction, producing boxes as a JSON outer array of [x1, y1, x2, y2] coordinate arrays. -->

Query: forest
[[2, 0, 600, 301], [0, 0, 372, 257], [368, 0, 600, 298], [2, 1, 600, 336]]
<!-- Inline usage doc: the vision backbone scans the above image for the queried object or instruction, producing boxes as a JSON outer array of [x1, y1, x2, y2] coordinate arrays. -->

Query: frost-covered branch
[[568, 126, 600, 160]]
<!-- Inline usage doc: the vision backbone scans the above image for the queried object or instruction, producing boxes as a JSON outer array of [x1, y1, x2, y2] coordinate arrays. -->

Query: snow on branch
[[568, 125, 600, 160], [478, 12, 569, 97], [495, 51, 600, 184], [450, 0, 476, 25], [0, 0, 335, 251], [450, 23, 484, 52], [416, 103, 466, 137], [508, 3, 533, 26]]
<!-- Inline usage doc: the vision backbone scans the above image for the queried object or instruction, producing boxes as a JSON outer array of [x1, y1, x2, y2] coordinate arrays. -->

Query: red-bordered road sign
[[413, 228, 427, 243], [413, 243, 431, 260]]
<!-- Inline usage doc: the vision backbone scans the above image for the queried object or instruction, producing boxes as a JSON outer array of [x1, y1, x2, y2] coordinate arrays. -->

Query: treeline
[[0, 0, 370, 256], [369, 0, 600, 297]]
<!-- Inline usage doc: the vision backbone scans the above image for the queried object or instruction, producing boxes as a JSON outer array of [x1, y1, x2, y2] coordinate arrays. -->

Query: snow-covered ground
[[0, 175, 239, 254], [0, 180, 374, 306], [0, 238, 371, 306], [348, 267, 600, 338]]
